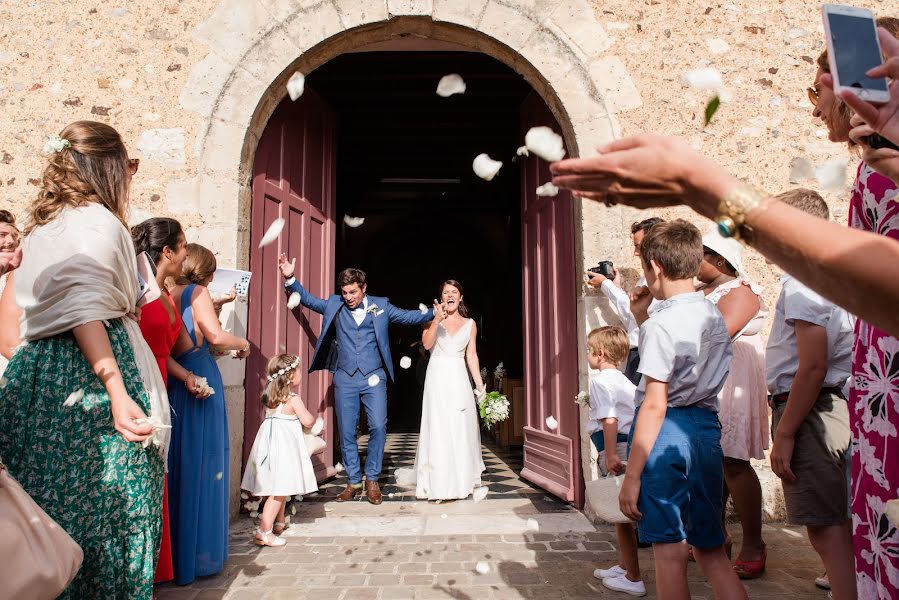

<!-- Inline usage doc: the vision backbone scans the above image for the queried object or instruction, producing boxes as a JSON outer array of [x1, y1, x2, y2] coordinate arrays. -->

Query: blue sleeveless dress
[[167, 283, 229, 585]]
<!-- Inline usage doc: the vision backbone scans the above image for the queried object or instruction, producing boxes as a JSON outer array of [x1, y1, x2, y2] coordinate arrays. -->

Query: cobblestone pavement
[[156, 495, 832, 600]]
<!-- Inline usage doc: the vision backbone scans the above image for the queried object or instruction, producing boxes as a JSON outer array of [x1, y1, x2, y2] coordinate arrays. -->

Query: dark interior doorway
[[307, 52, 530, 432]]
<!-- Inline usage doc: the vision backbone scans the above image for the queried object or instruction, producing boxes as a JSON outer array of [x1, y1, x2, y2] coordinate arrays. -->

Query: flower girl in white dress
[[413, 280, 487, 500], [241, 354, 320, 547]]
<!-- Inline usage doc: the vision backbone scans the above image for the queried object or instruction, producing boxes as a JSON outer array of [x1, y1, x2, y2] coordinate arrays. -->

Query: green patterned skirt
[[0, 319, 163, 599]]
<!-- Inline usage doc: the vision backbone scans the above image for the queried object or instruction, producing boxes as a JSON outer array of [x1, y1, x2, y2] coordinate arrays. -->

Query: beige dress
[[707, 278, 770, 460]]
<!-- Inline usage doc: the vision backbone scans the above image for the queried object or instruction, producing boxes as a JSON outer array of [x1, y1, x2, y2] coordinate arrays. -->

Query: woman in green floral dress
[[0, 121, 170, 599]]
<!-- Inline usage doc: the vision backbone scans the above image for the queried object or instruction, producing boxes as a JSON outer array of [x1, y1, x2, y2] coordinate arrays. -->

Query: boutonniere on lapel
[[366, 303, 384, 317]]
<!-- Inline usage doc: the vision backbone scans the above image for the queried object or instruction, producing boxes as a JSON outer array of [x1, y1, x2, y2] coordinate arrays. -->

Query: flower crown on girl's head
[[267, 356, 300, 382]]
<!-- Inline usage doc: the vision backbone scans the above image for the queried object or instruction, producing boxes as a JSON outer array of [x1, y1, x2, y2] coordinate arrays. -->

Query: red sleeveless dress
[[139, 290, 182, 584]]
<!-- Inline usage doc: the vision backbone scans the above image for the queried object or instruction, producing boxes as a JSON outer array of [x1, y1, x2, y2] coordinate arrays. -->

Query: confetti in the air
[[525, 126, 566, 162], [258, 218, 285, 248], [545, 415, 558, 430], [335, 462, 344, 473], [475, 562, 490, 575], [368, 374, 380, 387], [441, 513, 447, 519], [681, 68, 724, 90], [535, 182, 559, 197], [343, 215, 365, 228], [399, 356, 412, 369], [473, 153, 503, 181], [215, 471, 223, 480], [419, 303, 428, 314], [436, 73, 466, 97], [789, 157, 815, 183], [310, 417, 324, 436], [286, 72, 305, 101], [286, 292, 301, 309], [815, 157, 849, 192], [516, 145, 529, 157], [473, 486, 489, 502], [63, 389, 84, 407]]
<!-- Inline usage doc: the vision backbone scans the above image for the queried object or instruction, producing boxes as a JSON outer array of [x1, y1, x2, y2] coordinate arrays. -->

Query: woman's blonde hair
[[26, 121, 130, 234], [261, 353, 301, 409], [176, 243, 217, 286]]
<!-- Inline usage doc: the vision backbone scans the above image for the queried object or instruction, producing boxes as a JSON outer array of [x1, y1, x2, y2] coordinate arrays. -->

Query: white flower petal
[[215, 471, 223, 480], [525, 126, 566, 162], [681, 68, 724, 91], [473, 486, 489, 502], [707, 38, 730, 55], [368, 374, 381, 387], [475, 561, 490, 575], [436, 73, 466, 97], [535, 182, 559, 197], [343, 215, 365, 228], [310, 416, 324, 436], [545, 415, 558, 430], [394, 467, 417, 486], [472, 153, 503, 181], [290, 505, 297, 515], [815, 157, 849, 192], [441, 513, 447, 519], [286, 71, 305, 101], [250, 511, 258, 518], [258, 218, 285, 248], [286, 292, 301, 310], [334, 462, 344, 473], [63, 389, 84, 407], [241, 492, 249, 500], [294, 494, 304, 502], [284, 515, 291, 524], [516, 145, 529, 157], [399, 356, 412, 369], [388, 492, 395, 498], [419, 303, 428, 314], [789, 157, 815, 184], [526, 517, 539, 531]]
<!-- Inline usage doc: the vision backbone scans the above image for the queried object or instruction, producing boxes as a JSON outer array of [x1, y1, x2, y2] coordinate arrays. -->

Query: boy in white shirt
[[587, 325, 645, 596]]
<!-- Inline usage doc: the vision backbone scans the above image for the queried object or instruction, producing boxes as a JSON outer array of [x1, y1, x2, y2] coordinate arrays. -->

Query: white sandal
[[254, 528, 286, 547], [273, 521, 289, 535]]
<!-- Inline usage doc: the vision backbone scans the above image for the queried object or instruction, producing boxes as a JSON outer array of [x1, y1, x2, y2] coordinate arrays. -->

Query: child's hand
[[605, 453, 625, 476], [619, 475, 642, 521]]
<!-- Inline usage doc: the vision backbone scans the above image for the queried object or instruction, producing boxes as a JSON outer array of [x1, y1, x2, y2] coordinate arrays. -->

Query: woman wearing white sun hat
[[697, 227, 770, 579]]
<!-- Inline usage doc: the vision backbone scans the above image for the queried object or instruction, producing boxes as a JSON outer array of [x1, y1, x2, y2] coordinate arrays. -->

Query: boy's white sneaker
[[602, 574, 647, 597], [593, 564, 626, 580]]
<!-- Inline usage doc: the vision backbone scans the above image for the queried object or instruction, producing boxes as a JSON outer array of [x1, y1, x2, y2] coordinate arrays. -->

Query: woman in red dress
[[132, 217, 206, 584]]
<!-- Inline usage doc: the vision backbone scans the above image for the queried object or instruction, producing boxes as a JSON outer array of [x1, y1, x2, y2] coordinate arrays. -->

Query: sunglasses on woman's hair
[[807, 86, 818, 107], [127, 158, 140, 175]]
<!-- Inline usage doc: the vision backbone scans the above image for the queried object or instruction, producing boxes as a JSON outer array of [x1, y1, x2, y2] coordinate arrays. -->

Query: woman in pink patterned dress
[[811, 20, 899, 597]]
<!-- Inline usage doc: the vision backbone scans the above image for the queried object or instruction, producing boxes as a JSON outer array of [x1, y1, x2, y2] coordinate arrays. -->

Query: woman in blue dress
[[168, 243, 250, 584]]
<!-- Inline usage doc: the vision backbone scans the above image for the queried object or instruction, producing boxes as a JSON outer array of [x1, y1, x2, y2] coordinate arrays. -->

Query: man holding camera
[[585, 217, 664, 384]]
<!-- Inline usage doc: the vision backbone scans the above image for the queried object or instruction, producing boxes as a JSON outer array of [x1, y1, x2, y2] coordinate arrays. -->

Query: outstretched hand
[[278, 253, 296, 279], [432, 300, 447, 321]]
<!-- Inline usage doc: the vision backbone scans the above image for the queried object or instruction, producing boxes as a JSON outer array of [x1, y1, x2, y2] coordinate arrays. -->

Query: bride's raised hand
[[432, 300, 445, 321]]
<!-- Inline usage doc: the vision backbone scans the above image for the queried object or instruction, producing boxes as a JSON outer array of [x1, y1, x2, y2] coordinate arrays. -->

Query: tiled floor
[[309, 433, 555, 504]]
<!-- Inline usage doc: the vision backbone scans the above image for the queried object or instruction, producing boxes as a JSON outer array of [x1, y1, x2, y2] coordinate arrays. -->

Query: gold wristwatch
[[715, 185, 768, 243]]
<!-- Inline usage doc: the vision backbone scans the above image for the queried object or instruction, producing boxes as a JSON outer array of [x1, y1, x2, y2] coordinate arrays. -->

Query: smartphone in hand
[[822, 4, 890, 104]]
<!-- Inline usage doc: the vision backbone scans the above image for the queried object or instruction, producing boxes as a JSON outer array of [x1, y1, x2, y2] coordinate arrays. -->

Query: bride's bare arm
[[465, 321, 485, 393]]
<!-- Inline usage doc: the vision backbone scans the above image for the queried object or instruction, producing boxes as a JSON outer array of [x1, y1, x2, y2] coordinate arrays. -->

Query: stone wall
[[1, 0, 886, 519]]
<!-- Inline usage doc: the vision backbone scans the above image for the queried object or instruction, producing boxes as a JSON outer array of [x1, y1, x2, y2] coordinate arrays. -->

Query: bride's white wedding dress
[[413, 318, 485, 500]]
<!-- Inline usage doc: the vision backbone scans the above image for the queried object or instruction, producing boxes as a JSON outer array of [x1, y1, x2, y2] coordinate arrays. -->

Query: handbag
[[585, 474, 633, 524], [0, 459, 84, 600]]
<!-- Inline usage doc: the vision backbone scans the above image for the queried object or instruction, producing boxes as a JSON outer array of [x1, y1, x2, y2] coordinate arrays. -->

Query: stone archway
[[179, 0, 643, 509]]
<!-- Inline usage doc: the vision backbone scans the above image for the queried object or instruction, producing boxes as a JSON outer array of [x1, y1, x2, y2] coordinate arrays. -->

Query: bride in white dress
[[413, 280, 486, 500]]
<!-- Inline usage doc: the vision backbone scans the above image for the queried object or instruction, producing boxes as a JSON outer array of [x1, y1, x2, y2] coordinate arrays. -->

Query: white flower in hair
[[43, 135, 72, 154], [267, 356, 301, 381]]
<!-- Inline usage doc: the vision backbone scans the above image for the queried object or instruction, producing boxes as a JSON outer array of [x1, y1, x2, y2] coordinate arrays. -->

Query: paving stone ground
[[155, 497, 831, 600]]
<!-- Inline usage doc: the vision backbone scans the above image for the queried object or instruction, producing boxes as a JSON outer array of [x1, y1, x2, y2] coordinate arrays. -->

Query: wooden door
[[519, 92, 583, 505], [245, 88, 338, 481]]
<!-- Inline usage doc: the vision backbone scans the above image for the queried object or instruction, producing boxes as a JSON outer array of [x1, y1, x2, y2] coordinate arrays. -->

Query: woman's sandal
[[273, 521, 289, 535], [254, 528, 286, 547], [733, 543, 767, 579]]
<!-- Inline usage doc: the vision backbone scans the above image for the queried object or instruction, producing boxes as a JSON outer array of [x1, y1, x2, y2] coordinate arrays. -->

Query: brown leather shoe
[[335, 483, 362, 502], [365, 480, 383, 505]]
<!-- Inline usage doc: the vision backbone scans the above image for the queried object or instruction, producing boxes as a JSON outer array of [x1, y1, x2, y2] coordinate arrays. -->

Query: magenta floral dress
[[848, 162, 899, 599]]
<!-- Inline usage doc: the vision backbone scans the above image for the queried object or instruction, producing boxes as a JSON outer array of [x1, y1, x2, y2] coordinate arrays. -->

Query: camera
[[588, 260, 615, 279]]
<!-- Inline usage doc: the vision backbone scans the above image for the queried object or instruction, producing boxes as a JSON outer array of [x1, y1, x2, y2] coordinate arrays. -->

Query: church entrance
[[246, 47, 583, 505]]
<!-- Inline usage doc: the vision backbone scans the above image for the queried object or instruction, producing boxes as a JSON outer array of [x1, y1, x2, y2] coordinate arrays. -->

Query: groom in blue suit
[[278, 254, 435, 504]]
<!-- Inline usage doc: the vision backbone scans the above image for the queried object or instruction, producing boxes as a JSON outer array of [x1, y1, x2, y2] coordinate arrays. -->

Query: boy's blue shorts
[[628, 404, 725, 549]]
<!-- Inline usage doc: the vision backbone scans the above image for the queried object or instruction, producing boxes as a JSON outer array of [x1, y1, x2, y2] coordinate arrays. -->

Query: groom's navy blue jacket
[[284, 278, 434, 381]]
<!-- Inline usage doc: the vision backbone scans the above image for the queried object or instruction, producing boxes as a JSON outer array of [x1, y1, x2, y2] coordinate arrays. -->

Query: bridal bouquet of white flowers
[[575, 391, 589, 407], [478, 391, 510, 427]]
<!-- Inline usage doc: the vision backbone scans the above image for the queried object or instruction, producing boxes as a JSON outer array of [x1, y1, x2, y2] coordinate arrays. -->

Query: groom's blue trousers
[[334, 367, 388, 484]]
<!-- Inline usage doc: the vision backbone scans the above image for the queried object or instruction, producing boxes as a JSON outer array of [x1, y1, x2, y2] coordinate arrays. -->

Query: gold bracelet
[[715, 185, 768, 243]]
